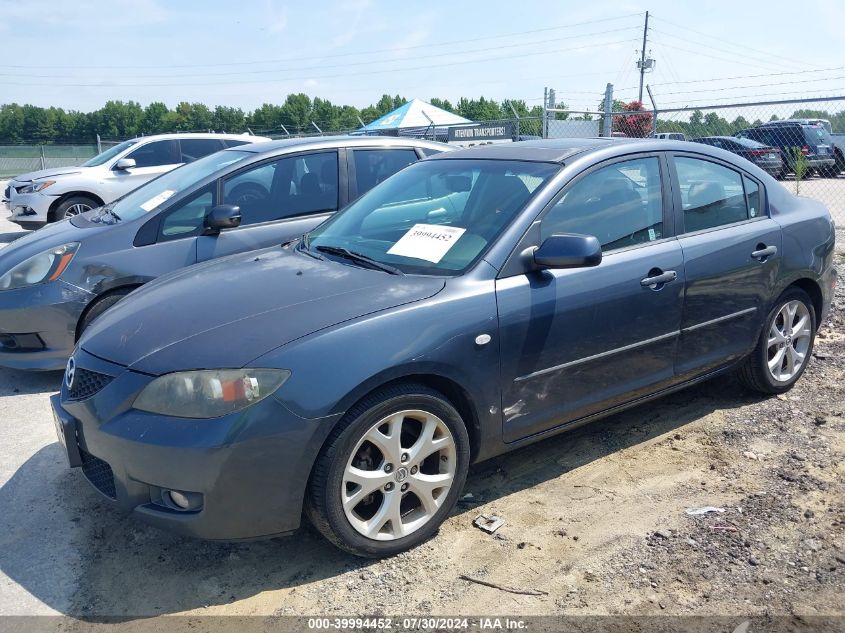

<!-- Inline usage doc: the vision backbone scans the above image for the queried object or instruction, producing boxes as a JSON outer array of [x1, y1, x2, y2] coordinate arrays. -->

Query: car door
[[102, 139, 183, 200], [348, 147, 422, 200], [496, 154, 685, 442], [196, 150, 345, 261], [670, 153, 781, 378]]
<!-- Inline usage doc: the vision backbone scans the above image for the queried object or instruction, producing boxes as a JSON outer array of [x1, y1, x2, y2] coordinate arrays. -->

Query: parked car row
[[2, 132, 271, 229], [0, 136, 826, 557], [678, 119, 842, 179], [0, 136, 450, 369]]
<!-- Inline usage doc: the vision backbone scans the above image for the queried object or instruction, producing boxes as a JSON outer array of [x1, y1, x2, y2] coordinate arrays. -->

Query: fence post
[[40, 145, 46, 170], [96, 134, 102, 154], [646, 85, 658, 137], [602, 83, 614, 137]]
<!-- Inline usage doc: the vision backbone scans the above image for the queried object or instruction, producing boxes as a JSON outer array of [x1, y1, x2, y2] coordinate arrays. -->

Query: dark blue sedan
[[53, 138, 836, 557]]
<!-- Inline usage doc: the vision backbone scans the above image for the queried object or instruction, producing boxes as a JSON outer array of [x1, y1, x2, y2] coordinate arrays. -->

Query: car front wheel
[[737, 288, 816, 394], [53, 195, 99, 221], [306, 383, 470, 557]]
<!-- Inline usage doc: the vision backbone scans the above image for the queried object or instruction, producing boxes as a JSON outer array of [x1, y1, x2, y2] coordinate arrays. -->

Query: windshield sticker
[[387, 223, 467, 263], [139, 190, 176, 212]]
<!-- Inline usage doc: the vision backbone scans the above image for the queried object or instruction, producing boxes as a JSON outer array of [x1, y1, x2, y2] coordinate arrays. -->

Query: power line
[[0, 37, 640, 87], [652, 74, 845, 97], [0, 26, 642, 80], [653, 40, 803, 74], [650, 14, 823, 70], [659, 88, 845, 106], [620, 64, 845, 90], [650, 28, 799, 74], [0, 12, 645, 70]]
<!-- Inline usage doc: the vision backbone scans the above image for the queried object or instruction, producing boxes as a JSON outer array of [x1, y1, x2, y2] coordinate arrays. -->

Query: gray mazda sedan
[[53, 138, 836, 557], [0, 136, 449, 370]]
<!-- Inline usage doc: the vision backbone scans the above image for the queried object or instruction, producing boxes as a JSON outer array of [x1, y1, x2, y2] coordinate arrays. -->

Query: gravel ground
[[0, 212, 842, 619]]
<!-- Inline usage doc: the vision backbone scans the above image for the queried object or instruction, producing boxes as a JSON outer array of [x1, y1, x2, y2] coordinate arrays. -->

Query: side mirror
[[204, 204, 241, 233], [114, 158, 136, 171], [532, 233, 602, 270]]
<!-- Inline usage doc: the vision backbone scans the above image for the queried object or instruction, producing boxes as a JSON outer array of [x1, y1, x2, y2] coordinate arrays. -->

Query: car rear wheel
[[52, 195, 99, 222], [736, 288, 816, 394], [306, 383, 470, 558]]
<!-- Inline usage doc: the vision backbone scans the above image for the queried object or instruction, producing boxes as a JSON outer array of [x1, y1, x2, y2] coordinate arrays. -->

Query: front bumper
[[53, 349, 339, 540], [6, 187, 54, 226], [805, 157, 836, 169], [0, 281, 92, 370]]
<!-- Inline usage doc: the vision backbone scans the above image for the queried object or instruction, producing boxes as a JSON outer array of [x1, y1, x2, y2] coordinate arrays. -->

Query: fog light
[[158, 488, 203, 511], [169, 490, 191, 509]]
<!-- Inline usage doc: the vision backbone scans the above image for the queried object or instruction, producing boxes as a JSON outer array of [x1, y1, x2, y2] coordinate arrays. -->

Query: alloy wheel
[[64, 202, 92, 218], [342, 409, 456, 541], [766, 299, 812, 382]]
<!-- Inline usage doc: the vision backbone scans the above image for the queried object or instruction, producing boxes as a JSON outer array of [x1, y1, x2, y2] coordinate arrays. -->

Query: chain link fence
[[545, 97, 845, 224], [0, 144, 98, 178]]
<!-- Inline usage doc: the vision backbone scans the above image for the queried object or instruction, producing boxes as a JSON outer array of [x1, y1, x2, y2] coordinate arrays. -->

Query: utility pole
[[637, 11, 652, 103]]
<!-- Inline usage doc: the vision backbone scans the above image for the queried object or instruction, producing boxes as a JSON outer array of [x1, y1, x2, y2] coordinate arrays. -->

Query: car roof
[[236, 135, 452, 155], [128, 132, 270, 142], [425, 137, 654, 163]]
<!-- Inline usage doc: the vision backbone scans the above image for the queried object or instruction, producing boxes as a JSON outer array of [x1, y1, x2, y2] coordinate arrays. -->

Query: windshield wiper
[[91, 203, 121, 223], [315, 245, 404, 275]]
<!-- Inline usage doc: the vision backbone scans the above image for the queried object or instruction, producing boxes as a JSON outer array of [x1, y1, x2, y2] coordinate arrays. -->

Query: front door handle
[[640, 269, 677, 288], [751, 245, 777, 261]]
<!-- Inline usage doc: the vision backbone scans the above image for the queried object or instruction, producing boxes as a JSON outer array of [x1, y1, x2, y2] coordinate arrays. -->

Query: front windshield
[[306, 159, 559, 275], [82, 140, 138, 167], [106, 150, 252, 222]]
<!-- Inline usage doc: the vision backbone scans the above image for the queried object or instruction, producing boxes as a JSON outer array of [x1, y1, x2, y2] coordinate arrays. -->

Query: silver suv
[[3, 132, 269, 229]]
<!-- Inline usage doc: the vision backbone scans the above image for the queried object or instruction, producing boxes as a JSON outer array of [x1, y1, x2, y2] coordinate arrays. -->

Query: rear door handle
[[641, 270, 677, 288], [751, 245, 777, 261]]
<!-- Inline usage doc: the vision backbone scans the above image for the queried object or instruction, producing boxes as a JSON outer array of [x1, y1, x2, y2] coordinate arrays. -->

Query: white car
[[2, 132, 270, 229]]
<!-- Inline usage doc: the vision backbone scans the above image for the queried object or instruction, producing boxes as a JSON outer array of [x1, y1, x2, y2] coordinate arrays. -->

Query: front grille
[[68, 368, 113, 401], [80, 449, 116, 499]]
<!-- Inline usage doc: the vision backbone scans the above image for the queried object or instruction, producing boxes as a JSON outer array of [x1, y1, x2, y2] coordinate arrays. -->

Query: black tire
[[305, 383, 471, 558], [820, 165, 840, 178], [835, 149, 845, 172], [51, 194, 99, 222], [736, 287, 816, 394], [77, 287, 137, 338]]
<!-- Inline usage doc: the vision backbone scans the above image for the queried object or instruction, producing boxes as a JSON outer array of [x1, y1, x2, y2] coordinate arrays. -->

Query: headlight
[[18, 180, 55, 194], [133, 369, 291, 419], [0, 242, 79, 291]]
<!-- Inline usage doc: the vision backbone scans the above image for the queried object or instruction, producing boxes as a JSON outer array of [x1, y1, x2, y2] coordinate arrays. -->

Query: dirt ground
[[0, 221, 842, 620]]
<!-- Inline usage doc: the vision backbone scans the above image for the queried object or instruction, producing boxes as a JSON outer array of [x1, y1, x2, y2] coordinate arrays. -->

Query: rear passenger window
[[744, 176, 761, 218], [353, 149, 418, 197], [180, 139, 223, 163], [676, 157, 749, 232], [541, 157, 663, 251]]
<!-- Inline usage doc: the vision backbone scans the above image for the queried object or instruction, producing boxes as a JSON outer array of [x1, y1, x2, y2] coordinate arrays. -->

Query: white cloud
[[332, 0, 372, 47], [0, 0, 168, 28], [264, 0, 288, 34]]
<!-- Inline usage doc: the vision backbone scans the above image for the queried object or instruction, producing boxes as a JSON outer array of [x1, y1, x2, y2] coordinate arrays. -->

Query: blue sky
[[1, 0, 844, 113]]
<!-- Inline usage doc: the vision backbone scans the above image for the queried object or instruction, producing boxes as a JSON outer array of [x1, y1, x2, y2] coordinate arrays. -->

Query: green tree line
[[0, 95, 546, 144], [655, 108, 845, 137]]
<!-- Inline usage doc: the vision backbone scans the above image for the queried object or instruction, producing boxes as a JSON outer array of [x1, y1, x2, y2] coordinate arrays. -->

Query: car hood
[[80, 247, 446, 375], [0, 217, 106, 271], [10, 167, 85, 183]]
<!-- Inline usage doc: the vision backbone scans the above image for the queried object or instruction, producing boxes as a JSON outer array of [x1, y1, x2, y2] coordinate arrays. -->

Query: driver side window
[[222, 151, 339, 226], [541, 156, 663, 252], [158, 187, 215, 241], [125, 140, 180, 168]]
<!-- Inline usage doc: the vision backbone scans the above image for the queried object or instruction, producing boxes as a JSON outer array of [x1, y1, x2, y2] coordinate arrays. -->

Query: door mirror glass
[[205, 204, 242, 232], [114, 158, 136, 171], [533, 233, 602, 269]]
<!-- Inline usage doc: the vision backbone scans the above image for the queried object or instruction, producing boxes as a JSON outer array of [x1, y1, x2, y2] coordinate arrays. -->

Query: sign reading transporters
[[447, 122, 514, 146]]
